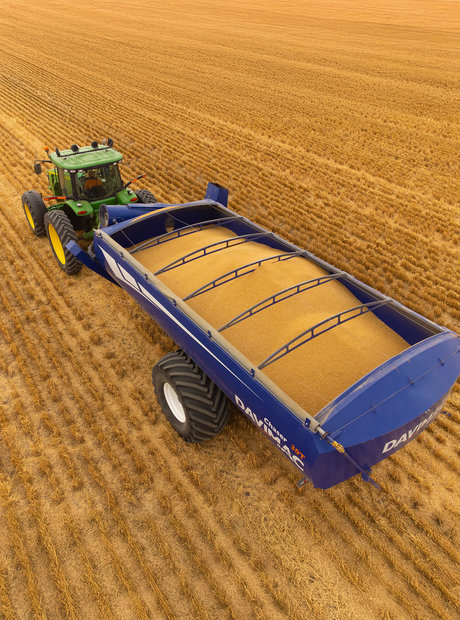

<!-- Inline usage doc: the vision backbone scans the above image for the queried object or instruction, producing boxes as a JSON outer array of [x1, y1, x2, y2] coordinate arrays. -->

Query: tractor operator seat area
[[75, 164, 123, 200]]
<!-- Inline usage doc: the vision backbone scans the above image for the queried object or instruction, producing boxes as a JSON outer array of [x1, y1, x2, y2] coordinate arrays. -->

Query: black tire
[[135, 189, 157, 204], [22, 190, 47, 237], [44, 210, 82, 275], [152, 350, 230, 442]]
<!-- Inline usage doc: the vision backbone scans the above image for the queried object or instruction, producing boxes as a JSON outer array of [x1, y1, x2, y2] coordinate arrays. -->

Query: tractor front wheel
[[22, 190, 47, 237], [152, 350, 230, 442], [44, 211, 82, 275], [135, 189, 157, 204]]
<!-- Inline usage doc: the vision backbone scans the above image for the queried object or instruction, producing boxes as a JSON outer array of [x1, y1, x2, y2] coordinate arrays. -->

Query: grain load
[[134, 226, 408, 413]]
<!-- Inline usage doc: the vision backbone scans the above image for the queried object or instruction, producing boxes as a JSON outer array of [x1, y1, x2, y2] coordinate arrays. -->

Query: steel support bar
[[183, 251, 302, 301], [130, 216, 243, 255], [219, 272, 346, 332], [258, 299, 391, 370], [154, 232, 271, 276], [66, 240, 119, 285]]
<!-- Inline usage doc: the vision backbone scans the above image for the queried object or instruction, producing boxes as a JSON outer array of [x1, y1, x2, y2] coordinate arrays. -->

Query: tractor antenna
[[55, 147, 61, 157]]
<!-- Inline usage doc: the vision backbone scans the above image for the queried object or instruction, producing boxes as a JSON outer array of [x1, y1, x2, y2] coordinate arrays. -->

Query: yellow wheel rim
[[24, 203, 35, 230], [48, 223, 66, 265]]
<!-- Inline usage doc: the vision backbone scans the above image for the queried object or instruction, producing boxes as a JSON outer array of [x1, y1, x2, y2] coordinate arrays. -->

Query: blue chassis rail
[[69, 187, 460, 489]]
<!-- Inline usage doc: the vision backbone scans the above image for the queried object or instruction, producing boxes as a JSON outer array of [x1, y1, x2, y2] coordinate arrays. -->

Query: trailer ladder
[[130, 216, 244, 255], [219, 272, 346, 332], [154, 232, 272, 276], [258, 298, 392, 370], [183, 251, 303, 301]]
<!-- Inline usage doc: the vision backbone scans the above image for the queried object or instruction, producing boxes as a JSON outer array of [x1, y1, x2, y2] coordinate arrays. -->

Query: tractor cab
[[48, 142, 124, 200]]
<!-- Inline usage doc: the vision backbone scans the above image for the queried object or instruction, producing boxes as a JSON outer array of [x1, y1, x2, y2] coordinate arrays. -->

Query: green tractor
[[22, 139, 156, 275]]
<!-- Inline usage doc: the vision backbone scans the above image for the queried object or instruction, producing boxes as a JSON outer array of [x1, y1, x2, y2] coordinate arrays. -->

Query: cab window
[[57, 168, 73, 197], [75, 165, 122, 200]]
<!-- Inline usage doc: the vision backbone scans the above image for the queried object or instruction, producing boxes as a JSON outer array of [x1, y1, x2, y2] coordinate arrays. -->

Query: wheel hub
[[163, 382, 186, 423]]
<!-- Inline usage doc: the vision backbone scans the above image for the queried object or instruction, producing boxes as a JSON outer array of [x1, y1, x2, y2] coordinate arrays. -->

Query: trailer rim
[[163, 382, 186, 423]]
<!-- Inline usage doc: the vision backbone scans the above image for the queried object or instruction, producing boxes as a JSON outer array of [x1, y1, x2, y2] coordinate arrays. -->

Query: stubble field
[[0, 1, 459, 618]]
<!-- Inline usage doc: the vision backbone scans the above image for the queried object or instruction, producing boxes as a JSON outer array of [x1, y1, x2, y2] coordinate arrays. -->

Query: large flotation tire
[[152, 350, 230, 442]]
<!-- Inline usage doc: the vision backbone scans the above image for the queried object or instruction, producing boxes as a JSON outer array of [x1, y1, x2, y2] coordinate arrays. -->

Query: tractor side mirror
[[34, 163, 42, 175]]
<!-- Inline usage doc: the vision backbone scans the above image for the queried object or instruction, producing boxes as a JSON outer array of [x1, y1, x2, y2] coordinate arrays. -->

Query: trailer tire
[[135, 189, 157, 204], [44, 210, 82, 275], [22, 190, 47, 236], [152, 350, 230, 442]]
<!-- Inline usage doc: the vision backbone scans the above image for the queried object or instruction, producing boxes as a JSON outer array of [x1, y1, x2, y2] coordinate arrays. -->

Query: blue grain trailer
[[69, 184, 460, 489]]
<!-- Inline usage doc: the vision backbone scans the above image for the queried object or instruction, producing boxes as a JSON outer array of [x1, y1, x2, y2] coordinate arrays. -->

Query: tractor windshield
[[74, 164, 123, 200]]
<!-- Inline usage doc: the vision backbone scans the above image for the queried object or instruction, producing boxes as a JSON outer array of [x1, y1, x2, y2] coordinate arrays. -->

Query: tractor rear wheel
[[135, 189, 157, 203], [152, 350, 230, 442], [22, 190, 47, 237], [44, 210, 82, 275]]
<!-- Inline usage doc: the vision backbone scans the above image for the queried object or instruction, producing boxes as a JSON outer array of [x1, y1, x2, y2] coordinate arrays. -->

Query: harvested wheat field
[[0, 1, 459, 618]]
